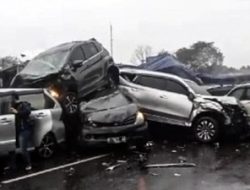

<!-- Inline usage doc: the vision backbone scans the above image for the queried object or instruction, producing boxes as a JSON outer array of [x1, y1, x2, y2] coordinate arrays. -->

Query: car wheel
[[107, 72, 116, 89], [62, 92, 78, 115], [37, 134, 56, 159], [193, 116, 219, 143]]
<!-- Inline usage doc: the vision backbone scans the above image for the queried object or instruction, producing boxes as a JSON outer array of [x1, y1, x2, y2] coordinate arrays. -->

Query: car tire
[[37, 133, 56, 159], [107, 66, 119, 89], [193, 116, 220, 143], [62, 92, 79, 115]]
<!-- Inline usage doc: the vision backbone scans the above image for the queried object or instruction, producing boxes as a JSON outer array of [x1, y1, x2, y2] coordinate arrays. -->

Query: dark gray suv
[[11, 39, 119, 114]]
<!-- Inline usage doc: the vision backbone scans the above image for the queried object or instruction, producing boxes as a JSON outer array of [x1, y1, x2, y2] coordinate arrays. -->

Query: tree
[[175, 41, 224, 73], [131, 45, 152, 65]]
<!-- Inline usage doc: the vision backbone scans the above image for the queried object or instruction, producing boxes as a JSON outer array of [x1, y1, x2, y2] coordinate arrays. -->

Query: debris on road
[[178, 156, 187, 163], [144, 163, 196, 169], [174, 173, 181, 177], [106, 163, 122, 171], [150, 172, 160, 176], [145, 141, 154, 148], [102, 162, 110, 167], [171, 150, 177, 153], [235, 149, 240, 153], [65, 167, 75, 176], [117, 160, 127, 164]]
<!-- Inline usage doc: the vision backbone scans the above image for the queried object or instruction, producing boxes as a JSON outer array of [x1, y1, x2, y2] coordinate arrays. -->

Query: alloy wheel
[[38, 134, 56, 158]]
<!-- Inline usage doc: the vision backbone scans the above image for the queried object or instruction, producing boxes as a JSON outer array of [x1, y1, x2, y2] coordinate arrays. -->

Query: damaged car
[[227, 83, 250, 125], [10, 38, 119, 114], [0, 89, 65, 158], [79, 90, 148, 146], [119, 68, 247, 143]]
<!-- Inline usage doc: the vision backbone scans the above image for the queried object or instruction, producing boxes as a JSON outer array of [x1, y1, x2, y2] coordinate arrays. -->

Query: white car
[[227, 83, 250, 123], [0, 88, 65, 158]]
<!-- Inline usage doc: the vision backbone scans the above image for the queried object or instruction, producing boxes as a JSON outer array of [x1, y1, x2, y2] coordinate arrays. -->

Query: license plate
[[107, 136, 127, 144]]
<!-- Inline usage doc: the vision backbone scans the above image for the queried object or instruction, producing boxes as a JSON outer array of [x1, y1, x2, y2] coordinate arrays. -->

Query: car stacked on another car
[[11, 38, 119, 115], [119, 68, 247, 143], [0, 88, 65, 158]]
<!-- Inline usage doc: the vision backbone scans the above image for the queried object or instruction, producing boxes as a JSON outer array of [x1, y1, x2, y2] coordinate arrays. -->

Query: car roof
[[0, 88, 44, 97], [120, 68, 186, 83], [231, 83, 250, 89], [36, 38, 98, 57]]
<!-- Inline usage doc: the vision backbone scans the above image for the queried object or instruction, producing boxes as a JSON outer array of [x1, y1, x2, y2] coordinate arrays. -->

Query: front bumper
[[80, 122, 148, 145]]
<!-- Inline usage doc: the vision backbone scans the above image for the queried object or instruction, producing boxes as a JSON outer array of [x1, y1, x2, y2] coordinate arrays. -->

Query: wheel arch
[[192, 111, 225, 128]]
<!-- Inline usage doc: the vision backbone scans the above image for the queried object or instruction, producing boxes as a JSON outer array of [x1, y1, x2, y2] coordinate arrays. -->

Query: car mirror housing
[[72, 60, 83, 68], [188, 92, 195, 101]]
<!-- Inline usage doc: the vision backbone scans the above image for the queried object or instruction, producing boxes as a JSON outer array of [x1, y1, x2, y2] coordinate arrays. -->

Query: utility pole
[[110, 24, 113, 57]]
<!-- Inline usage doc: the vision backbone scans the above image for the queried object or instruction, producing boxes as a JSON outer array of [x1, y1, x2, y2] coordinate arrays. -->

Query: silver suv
[[119, 68, 247, 143]]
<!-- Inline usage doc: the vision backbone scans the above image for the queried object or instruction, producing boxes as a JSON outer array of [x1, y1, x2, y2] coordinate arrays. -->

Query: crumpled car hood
[[81, 90, 138, 124], [84, 104, 137, 123], [199, 95, 238, 105]]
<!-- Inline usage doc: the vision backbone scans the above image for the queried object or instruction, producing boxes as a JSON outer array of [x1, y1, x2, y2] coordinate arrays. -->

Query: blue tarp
[[141, 54, 203, 84]]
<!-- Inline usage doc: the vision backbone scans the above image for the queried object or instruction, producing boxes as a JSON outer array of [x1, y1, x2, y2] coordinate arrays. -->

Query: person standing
[[10, 93, 33, 171]]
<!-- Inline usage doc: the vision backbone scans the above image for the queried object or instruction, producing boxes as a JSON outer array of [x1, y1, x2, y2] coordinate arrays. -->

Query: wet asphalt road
[[1, 126, 250, 190]]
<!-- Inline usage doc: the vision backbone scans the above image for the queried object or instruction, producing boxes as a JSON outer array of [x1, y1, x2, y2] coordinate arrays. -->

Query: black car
[[11, 38, 119, 114], [79, 89, 148, 146]]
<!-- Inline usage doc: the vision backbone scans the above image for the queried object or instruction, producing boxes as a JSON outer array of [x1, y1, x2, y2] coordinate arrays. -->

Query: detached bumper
[[80, 123, 148, 145]]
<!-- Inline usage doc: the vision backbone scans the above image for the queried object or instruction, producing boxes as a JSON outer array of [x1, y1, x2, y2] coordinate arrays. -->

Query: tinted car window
[[229, 88, 245, 100], [134, 76, 166, 91], [82, 43, 99, 59], [69, 47, 86, 63], [19, 94, 45, 110], [166, 80, 188, 95], [0, 95, 12, 115], [243, 88, 250, 100]]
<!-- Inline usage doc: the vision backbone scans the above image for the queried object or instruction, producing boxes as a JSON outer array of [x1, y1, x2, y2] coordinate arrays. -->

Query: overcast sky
[[0, 0, 250, 68]]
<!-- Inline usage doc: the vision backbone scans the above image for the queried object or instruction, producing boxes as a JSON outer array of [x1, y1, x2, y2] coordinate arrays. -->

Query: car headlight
[[135, 111, 144, 125], [49, 89, 59, 99]]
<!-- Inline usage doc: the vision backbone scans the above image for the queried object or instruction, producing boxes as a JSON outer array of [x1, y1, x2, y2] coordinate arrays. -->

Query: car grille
[[92, 114, 136, 127]]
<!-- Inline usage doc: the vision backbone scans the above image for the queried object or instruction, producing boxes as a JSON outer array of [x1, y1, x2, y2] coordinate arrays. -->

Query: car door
[[80, 42, 104, 93], [162, 79, 193, 124], [239, 88, 250, 117], [18, 92, 58, 147], [0, 94, 16, 152], [68, 46, 87, 93]]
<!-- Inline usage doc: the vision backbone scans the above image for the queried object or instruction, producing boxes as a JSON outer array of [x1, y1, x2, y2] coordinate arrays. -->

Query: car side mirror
[[188, 92, 195, 101], [72, 60, 83, 68]]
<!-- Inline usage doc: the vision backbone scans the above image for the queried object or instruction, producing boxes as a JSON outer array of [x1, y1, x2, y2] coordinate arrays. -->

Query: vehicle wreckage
[[119, 68, 248, 143], [79, 90, 148, 145]]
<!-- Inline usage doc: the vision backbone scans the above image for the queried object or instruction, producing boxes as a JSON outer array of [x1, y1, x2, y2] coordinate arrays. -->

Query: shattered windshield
[[185, 80, 210, 95], [21, 50, 70, 76]]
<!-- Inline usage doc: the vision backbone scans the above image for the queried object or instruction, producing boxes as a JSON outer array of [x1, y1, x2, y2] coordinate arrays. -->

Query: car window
[[229, 88, 245, 100], [0, 95, 12, 115], [82, 43, 99, 59], [134, 75, 166, 91], [69, 47, 86, 64], [166, 80, 188, 95], [19, 93, 45, 110], [243, 88, 250, 100]]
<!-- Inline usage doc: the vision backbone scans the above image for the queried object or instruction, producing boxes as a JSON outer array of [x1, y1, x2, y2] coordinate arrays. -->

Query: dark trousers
[[19, 130, 31, 166]]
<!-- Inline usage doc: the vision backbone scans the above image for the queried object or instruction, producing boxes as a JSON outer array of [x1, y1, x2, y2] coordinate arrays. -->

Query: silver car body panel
[[119, 68, 237, 127], [0, 88, 65, 154]]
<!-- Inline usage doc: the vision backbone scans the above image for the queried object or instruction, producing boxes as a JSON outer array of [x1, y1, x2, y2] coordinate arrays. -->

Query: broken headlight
[[48, 89, 60, 99], [135, 111, 144, 125]]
